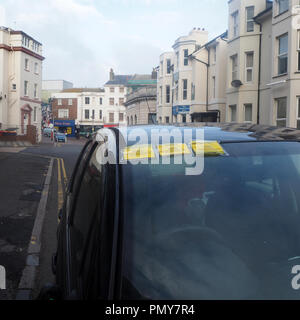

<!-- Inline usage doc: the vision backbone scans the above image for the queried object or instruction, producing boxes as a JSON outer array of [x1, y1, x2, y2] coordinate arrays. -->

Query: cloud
[[1, 0, 228, 87], [0, 5, 6, 26]]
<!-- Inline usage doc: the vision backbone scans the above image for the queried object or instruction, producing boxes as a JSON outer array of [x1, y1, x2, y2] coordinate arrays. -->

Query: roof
[[111, 123, 300, 146], [105, 75, 133, 86], [253, 2, 273, 21], [189, 31, 228, 56], [127, 74, 157, 86], [61, 88, 104, 93]]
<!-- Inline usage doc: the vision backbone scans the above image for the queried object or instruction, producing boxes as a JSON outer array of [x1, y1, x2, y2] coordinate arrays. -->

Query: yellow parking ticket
[[158, 143, 191, 157], [123, 144, 155, 160], [191, 141, 225, 156]]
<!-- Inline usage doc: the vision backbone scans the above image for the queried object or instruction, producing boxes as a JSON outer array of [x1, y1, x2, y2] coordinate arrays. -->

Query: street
[[0, 136, 86, 299]]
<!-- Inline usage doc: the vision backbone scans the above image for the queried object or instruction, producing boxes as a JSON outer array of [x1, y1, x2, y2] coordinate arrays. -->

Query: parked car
[[46, 123, 300, 300], [43, 127, 52, 137], [55, 132, 67, 143]]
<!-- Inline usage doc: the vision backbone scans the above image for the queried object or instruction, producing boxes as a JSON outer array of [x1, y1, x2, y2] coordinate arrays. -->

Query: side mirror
[[36, 283, 63, 300]]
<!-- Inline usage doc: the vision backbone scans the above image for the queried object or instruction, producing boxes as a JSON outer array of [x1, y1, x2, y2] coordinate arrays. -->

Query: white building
[[103, 69, 131, 126], [0, 26, 44, 141], [226, 0, 300, 128], [157, 28, 209, 124]]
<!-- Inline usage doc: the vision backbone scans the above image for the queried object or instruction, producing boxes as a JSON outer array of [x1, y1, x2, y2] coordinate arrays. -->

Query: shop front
[[51, 120, 75, 137]]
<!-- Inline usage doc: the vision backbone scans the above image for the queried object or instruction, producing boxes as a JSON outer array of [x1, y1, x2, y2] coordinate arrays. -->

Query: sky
[[0, 0, 228, 87]]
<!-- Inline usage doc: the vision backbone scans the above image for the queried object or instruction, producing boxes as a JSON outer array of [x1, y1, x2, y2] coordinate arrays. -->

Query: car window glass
[[70, 141, 94, 195], [121, 142, 300, 300], [70, 143, 116, 298]]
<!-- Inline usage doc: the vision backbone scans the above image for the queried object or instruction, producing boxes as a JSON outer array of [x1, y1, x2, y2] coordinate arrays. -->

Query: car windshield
[[121, 141, 300, 300]]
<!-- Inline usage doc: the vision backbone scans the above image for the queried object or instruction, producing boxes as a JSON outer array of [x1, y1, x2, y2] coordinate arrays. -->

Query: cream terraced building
[[227, 0, 300, 128], [0, 26, 44, 141], [158, 0, 300, 128]]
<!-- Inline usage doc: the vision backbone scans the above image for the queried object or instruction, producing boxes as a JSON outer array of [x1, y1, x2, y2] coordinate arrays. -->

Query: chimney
[[109, 68, 114, 81], [151, 68, 157, 80]]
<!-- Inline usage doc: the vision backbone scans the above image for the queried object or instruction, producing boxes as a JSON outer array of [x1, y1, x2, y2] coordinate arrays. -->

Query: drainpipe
[[255, 20, 262, 125], [189, 55, 210, 112]]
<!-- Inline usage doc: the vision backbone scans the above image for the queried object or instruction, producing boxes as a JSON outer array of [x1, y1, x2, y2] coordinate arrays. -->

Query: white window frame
[[183, 79, 188, 100], [58, 109, 69, 119], [34, 107, 37, 122], [297, 30, 300, 72], [244, 104, 253, 122], [231, 54, 238, 82], [84, 109, 90, 119], [25, 58, 29, 71], [24, 81, 28, 96], [34, 84, 38, 98], [229, 105, 237, 122], [57, 99, 62, 106], [245, 51, 254, 83], [232, 11, 239, 38], [85, 97, 90, 105], [277, 0, 289, 15], [34, 62, 38, 74], [184, 49, 189, 66], [276, 97, 287, 127], [166, 85, 170, 104], [68, 99, 73, 106], [277, 33, 288, 75], [212, 76, 216, 99], [246, 6, 255, 32], [297, 97, 300, 129]]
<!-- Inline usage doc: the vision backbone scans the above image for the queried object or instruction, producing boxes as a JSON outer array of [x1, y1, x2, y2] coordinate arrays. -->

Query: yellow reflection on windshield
[[158, 143, 191, 157], [191, 141, 225, 156], [123, 144, 155, 160]]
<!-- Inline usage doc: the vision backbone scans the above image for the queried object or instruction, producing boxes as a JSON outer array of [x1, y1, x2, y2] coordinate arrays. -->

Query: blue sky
[[0, 0, 228, 87]]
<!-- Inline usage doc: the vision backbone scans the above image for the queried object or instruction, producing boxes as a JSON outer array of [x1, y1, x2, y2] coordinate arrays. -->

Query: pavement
[[0, 136, 85, 299], [0, 141, 33, 148]]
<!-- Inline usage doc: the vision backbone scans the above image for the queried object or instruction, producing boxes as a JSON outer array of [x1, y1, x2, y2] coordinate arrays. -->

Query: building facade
[[0, 26, 44, 141], [104, 69, 131, 126], [190, 32, 228, 122], [226, 0, 300, 128], [124, 72, 157, 125]]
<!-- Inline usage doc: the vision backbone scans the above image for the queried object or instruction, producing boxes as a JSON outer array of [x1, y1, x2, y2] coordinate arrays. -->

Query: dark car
[[50, 123, 300, 300]]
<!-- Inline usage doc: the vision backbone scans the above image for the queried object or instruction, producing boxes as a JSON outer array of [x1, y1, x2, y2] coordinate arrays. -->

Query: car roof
[[97, 123, 300, 146]]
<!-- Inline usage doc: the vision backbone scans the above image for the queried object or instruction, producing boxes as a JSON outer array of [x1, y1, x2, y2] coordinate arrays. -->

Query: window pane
[[247, 69, 253, 82], [277, 119, 286, 127], [279, 0, 289, 14], [277, 98, 287, 118], [230, 105, 237, 122], [279, 35, 288, 55], [245, 104, 252, 122], [246, 53, 254, 68], [246, 6, 254, 19], [278, 56, 288, 74], [297, 120, 300, 129]]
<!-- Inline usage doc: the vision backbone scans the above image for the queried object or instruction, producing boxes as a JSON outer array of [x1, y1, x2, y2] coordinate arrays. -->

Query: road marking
[[61, 158, 68, 189], [57, 158, 64, 214]]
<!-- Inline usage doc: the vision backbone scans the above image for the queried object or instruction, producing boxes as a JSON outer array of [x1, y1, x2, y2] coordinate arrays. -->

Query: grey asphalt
[[22, 136, 86, 298], [0, 136, 86, 299]]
